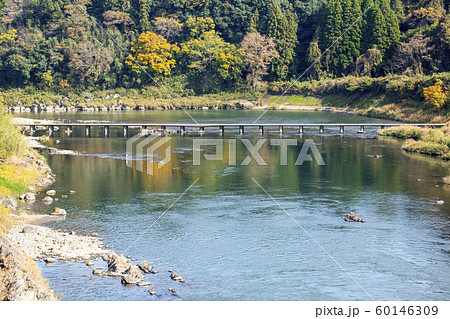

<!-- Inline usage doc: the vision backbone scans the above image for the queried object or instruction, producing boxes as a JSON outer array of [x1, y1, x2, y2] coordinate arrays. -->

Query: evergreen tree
[[390, 0, 404, 20], [267, 2, 297, 80], [248, 9, 260, 33], [380, 0, 400, 54], [139, 0, 150, 33], [320, 0, 343, 75], [336, 0, 363, 74], [362, 0, 389, 54]]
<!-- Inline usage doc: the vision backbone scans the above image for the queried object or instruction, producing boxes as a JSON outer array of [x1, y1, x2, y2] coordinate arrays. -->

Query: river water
[[19, 110, 450, 301]]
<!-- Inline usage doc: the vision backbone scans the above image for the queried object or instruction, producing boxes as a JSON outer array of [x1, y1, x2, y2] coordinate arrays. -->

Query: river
[[18, 110, 450, 301]]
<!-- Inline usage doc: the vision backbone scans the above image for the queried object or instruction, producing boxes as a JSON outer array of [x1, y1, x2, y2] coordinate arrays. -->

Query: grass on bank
[[379, 124, 450, 159]]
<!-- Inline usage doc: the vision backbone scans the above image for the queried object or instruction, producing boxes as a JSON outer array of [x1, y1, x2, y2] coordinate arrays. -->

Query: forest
[[0, 0, 449, 96]]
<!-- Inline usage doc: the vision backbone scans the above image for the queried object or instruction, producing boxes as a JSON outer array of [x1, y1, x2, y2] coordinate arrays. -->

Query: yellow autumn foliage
[[423, 79, 447, 108], [125, 32, 179, 76], [0, 29, 18, 44]]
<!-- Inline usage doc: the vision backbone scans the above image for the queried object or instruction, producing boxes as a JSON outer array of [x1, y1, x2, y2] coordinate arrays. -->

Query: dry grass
[[379, 123, 450, 159], [443, 176, 450, 185], [0, 206, 13, 234]]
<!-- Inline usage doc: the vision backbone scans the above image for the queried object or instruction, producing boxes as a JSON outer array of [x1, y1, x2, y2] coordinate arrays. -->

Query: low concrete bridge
[[20, 121, 445, 137]]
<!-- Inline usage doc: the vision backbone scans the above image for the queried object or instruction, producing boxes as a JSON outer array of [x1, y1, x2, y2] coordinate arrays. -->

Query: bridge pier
[[340, 126, 344, 134], [299, 126, 303, 135], [239, 126, 244, 135], [199, 127, 205, 134], [358, 125, 365, 134], [279, 126, 284, 135], [30, 125, 36, 136], [319, 125, 324, 134], [104, 126, 110, 137], [85, 126, 91, 137], [259, 126, 264, 135], [219, 126, 224, 135], [123, 126, 128, 137], [380, 125, 385, 130], [180, 126, 186, 135], [47, 126, 53, 136]]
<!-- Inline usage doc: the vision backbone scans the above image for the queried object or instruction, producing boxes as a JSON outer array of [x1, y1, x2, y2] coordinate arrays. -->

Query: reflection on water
[[21, 110, 450, 301]]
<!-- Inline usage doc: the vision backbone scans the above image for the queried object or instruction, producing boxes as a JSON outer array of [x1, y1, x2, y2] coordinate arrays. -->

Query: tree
[[380, 0, 400, 54], [68, 41, 114, 84], [139, 0, 150, 33], [362, 1, 388, 54], [152, 17, 182, 41], [423, 79, 447, 108], [354, 47, 382, 76], [126, 32, 179, 77], [103, 10, 133, 33], [320, 0, 343, 75], [241, 32, 279, 89], [267, 3, 297, 80], [248, 8, 260, 33], [181, 31, 243, 92], [306, 39, 323, 80], [184, 17, 215, 39], [336, 0, 362, 74]]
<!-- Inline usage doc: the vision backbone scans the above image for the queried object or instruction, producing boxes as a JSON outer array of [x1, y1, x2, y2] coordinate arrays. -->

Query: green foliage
[[0, 99, 25, 159], [378, 126, 425, 139], [0, 0, 448, 93], [267, 3, 297, 80]]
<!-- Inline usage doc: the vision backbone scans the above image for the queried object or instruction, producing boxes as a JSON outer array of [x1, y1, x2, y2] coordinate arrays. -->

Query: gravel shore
[[8, 224, 109, 261]]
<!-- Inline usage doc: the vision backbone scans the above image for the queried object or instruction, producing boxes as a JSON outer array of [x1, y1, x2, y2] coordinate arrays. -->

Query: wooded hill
[[0, 0, 449, 94]]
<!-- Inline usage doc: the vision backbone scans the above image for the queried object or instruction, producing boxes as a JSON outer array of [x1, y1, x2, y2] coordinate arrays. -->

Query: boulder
[[19, 193, 36, 201], [46, 190, 56, 196], [42, 196, 54, 203], [22, 226, 37, 234], [69, 190, 76, 194], [86, 261, 95, 267], [137, 260, 154, 274], [0, 196, 18, 210], [50, 207, 67, 216], [120, 265, 144, 285], [435, 200, 445, 206], [342, 212, 366, 223], [169, 270, 184, 283], [44, 258, 55, 263]]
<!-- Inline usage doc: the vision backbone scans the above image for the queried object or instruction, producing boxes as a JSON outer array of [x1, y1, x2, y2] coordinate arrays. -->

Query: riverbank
[[2, 74, 450, 124]]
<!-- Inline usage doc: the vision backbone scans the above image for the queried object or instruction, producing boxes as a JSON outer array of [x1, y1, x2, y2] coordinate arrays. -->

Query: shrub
[[423, 79, 447, 108], [378, 126, 425, 140], [0, 104, 25, 159], [402, 139, 449, 156]]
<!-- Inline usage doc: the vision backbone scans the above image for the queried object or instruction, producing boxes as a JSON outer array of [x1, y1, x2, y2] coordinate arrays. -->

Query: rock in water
[[90, 233, 99, 237], [50, 207, 67, 216], [435, 200, 445, 206], [148, 285, 156, 295], [104, 252, 129, 273], [86, 261, 95, 267], [121, 265, 144, 285], [44, 258, 55, 263], [342, 212, 366, 223], [19, 192, 36, 202], [46, 190, 56, 196], [69, 190, 76, 194], [137, 260, 154, 274], [169, 270, 184, 283], [92, 270, 102, 276], [42, 196, 54, 203]]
